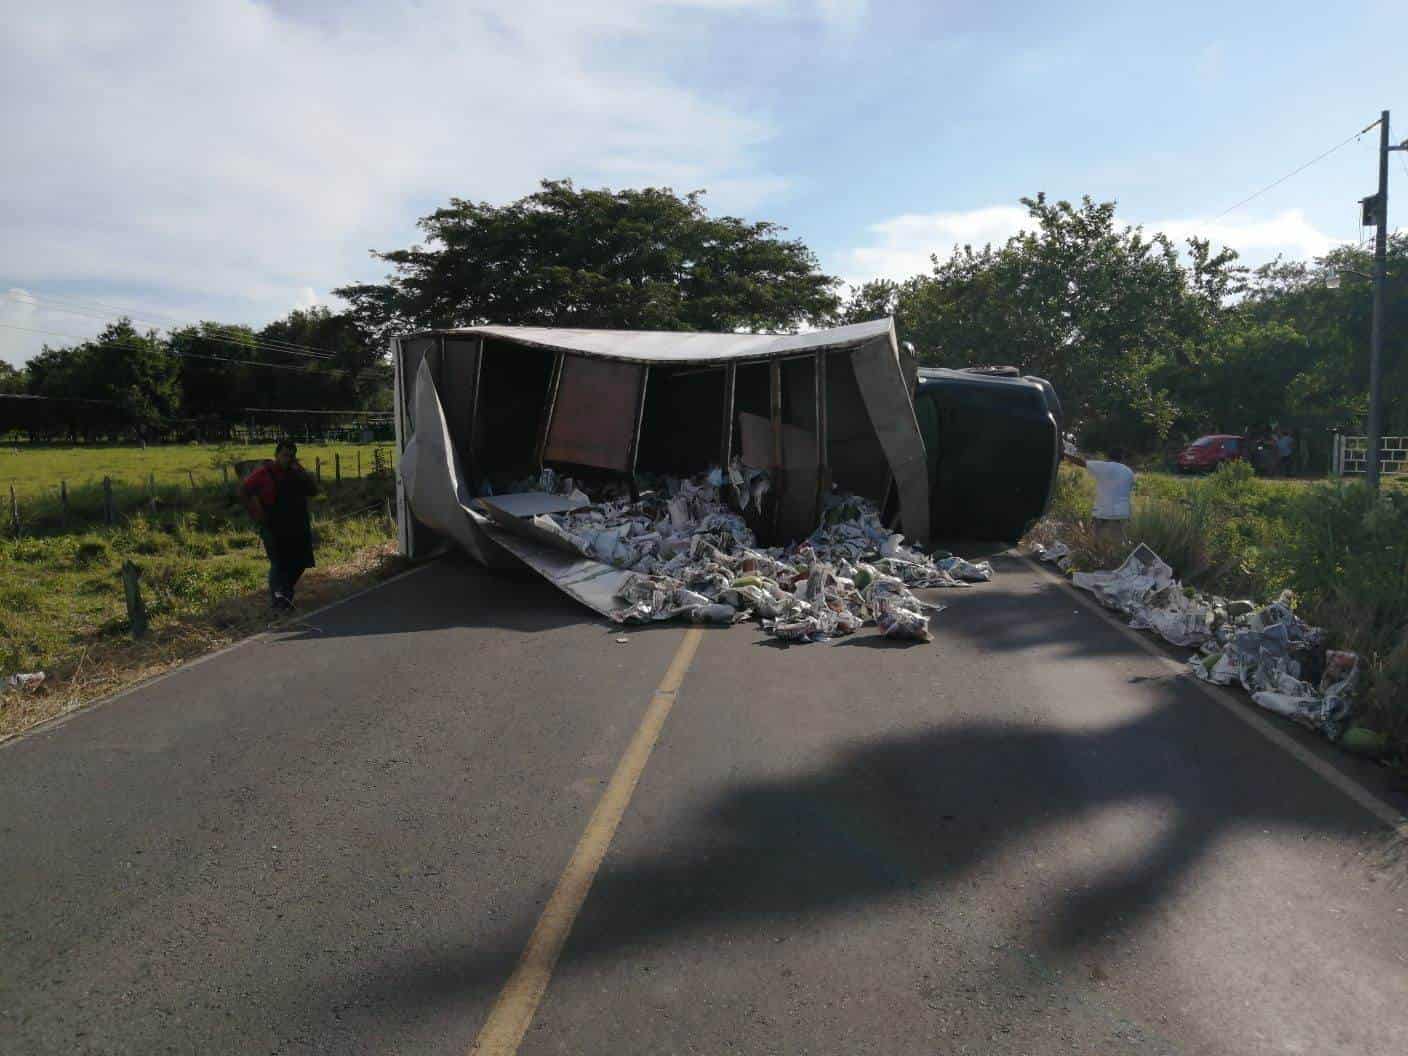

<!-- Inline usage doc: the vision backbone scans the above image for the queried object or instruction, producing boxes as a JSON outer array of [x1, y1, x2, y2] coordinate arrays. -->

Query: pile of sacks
[[1033, 542, 1360, 741], [533, 463, 993, 642]]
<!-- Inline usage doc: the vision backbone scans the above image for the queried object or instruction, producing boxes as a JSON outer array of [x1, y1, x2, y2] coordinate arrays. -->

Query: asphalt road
[[2, 553, 1405, 1055]]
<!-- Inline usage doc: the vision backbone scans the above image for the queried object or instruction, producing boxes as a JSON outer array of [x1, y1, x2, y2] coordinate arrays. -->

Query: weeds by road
[[1031, 463, 1408, 773]]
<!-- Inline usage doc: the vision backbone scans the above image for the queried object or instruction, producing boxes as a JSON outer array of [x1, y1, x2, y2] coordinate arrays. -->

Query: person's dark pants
[[261, 529, 307, 608], [268, 556, 306, 607], [1280, 456, 1293, 477]]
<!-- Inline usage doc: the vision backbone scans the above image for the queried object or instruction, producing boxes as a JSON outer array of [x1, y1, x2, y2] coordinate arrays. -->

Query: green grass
[[1036, 461, 1408, 770], [0, 440, 398, 501], [1, 449, 405, 740]]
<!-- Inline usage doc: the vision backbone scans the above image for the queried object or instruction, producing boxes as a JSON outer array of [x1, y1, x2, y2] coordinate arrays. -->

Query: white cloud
[[834, 205, 1033, 286], [1147, 209, 1340, 261], [1, 0, 813, 363], [0, 290, 108, 367], [834, 204, 1345, 291]]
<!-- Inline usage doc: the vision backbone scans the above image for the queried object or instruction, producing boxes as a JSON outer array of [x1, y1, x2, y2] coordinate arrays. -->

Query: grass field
[[1, 443, 405, 741], [1, 440, 398, 500]]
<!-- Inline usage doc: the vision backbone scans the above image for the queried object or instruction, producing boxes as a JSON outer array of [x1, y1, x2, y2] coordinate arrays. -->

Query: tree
[[882, 194, 1247, 452], [258, 307, 384, 408], [835, 280, 900, 325], [1162, 319, 1312, 438], [169, 323, 261, 426], [0, 361, 24, 394], [1241, 237, 1408, 435], [335, 179, 840, 340], [22, 321, 179, 440], [84, 320, 181, 439]]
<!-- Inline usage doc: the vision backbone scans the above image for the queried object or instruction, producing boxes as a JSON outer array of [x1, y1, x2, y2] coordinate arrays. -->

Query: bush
[[73, 538, 112, 568], [1273, 483, 1408, 745]]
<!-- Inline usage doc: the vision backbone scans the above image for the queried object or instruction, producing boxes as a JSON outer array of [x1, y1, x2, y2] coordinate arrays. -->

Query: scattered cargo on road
[[1036, 541, 1368, 746]]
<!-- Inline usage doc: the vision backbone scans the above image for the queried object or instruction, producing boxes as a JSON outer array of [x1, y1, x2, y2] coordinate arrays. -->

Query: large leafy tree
[[335, 179, 840, 340], [859, 195, 1246, 451], [1240, 238, 1408, 435], [168, 323, 262, 421], [170, 309, 385, 426], [0, 361, 24, 395], [85, 320, 182, 438], [23, 320, 179, 439], [258, 306, 385, 407]]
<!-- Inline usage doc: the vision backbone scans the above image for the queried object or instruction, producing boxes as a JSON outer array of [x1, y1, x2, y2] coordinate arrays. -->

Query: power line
[[0, 321, 385, 379], [2, 289, 342, 361], [1213, 124, 1375, 221], [4, 289, 336, 360], [175, 347, 385, 379], [2, 290, 352, 365], [2, 291, 348, 366], [0, 322, 388, 381]]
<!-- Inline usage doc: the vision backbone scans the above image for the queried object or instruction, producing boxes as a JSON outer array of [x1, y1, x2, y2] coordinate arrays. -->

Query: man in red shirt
[[241, 440, 318, 612]]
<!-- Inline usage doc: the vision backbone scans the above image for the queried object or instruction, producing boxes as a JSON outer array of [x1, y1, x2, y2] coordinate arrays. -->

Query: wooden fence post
[[9, 484, 18, 537], [103, 476, 115, 525], [187, 469, 197, 495], [60, 480, 69, 532], [335, 452, 341, 483], [315, 457, 322, 482], [121, 560, 148, 639], [356, 451, 362, 479]]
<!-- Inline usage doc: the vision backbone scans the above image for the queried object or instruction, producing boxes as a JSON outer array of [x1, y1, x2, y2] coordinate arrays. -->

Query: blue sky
[[3, 0, 1406, 366]]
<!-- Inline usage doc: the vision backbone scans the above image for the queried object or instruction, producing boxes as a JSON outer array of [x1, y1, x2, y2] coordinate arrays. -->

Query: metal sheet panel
[[480, 492, 590, 519], [400, 357, 518, 568], [477, 523, 632, 621], [543, 355, 646, 472], [850, 334, 931, 542]]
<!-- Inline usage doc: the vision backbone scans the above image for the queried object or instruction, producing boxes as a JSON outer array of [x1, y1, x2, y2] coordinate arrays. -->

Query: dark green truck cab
[[913, 367, 1063, 543]]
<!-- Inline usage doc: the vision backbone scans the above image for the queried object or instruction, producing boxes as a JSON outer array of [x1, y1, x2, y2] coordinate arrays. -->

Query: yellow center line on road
[[468, 627, 706, 1056]]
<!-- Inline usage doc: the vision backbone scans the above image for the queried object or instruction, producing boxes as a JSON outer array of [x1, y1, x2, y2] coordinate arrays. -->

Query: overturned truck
[[391, 319, 1060, 618]]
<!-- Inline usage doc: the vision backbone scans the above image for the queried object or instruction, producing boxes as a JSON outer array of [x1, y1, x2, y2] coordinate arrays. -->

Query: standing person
[[1064, 447, 1135, 544], [1276, 428, 1295, 477], [241, 440, 318, 612]]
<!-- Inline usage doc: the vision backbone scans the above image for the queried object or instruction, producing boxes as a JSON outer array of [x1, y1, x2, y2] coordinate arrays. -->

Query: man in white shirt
[[1064, 447, 1134, 543]]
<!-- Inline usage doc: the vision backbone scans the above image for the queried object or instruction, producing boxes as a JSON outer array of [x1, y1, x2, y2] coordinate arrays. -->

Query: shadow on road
[[275, 553, 677, 641], [326, 683, 1374, 1022]]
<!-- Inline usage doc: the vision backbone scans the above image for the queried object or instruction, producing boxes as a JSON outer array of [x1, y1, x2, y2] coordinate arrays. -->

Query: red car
[[1177, 434, 1245, 473]]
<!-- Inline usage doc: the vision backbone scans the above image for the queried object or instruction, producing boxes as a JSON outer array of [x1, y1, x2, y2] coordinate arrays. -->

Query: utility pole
[[1365, 110, 1408, 491]]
